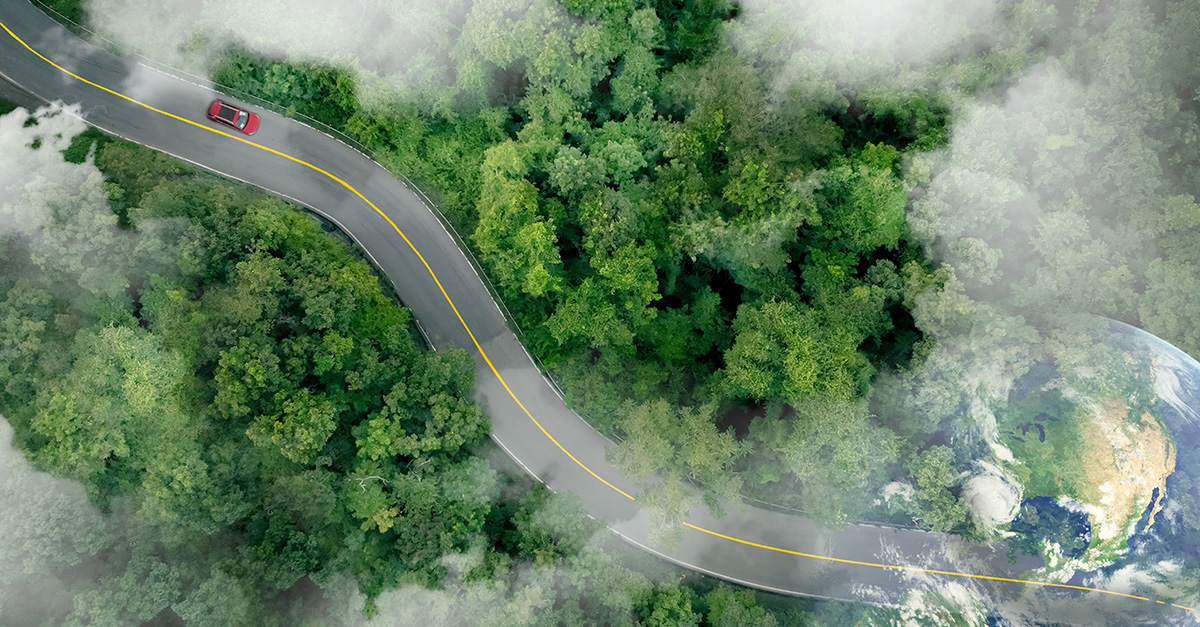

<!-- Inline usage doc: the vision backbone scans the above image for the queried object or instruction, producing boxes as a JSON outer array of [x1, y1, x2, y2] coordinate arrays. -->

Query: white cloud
[[727, 0, 1002, 97], [961, 461, 1021, 531], [81, 0, 479, 94], [768, 0, 997, 63], [0, 415, 114, 606], [0, 102, 88, 208]]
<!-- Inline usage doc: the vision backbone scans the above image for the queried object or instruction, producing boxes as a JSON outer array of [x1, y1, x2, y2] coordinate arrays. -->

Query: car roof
[[216, 103, 238, 121]]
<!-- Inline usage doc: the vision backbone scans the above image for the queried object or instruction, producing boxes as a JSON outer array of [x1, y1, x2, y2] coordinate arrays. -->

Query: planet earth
[[969, 318, 1200, 597], [897, 318, 1200, 625], [980, 319, 1184, 580]]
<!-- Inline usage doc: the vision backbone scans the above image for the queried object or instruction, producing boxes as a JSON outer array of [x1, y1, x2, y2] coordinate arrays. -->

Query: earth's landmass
[[989, 358, 1176, 579]]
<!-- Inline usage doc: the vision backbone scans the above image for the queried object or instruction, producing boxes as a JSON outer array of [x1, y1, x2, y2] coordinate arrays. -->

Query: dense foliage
[[25, 0, 1200, 609], [161, 0, 977, 533], [0, 107, 810, 625], [198, 0, 950, 530], [1, 104, 485, 619], [86, 0, 1197, 539]]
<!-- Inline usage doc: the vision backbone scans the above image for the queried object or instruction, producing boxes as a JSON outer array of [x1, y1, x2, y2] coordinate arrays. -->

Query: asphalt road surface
[[0, 1, 1192, 623]]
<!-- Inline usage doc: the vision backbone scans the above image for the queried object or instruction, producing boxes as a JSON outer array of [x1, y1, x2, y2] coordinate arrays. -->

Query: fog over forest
[[7, 0, 1200, 623]]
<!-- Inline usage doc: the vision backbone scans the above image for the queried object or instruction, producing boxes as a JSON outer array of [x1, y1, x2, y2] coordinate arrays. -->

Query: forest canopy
[[0, 102, 918, 626], [17, 0, 1200, 618], [37, 0, 1200, 536]]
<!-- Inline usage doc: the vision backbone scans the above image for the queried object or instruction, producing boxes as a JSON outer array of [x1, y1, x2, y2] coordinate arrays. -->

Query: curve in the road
[[0, 2, 1192, 619], [0, 17, 640, 505]]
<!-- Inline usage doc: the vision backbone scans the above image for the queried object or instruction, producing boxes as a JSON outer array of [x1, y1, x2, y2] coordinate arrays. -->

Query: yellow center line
[[4, 17, 1193, 614], [0, 18, 634, 502], [682, 522, 1188, 605]]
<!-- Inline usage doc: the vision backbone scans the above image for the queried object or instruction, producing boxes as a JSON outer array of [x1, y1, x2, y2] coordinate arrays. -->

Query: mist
[[0, 102, 138, 307], [17, 0, 1200, 622], [729, 0, 1003, 83], [0, 414, 115, 625], [76, 0, 494, 105]]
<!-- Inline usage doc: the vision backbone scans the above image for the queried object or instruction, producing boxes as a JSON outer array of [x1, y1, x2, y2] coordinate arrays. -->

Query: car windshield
[[235, 111, 248, 129]]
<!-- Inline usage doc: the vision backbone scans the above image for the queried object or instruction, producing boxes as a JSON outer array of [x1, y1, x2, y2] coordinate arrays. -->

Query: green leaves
[[611, 45, 661, 116], [549, 145, 608, 198], [546, 278, 635, 349], [608, 399, 748, 539], [66, 552, 180, 626], [667, 106, 725, 162], [598, 138, 650, 183], [29, 325, 187, 484], [0, 421, 114, 583], [906, 446, 968, 533], [747, 398, 898, 526], [722, 300, 872, 404], [609, 400, 677, 477], [642, 584, 700, 627], [461, 0, 565, 69], [473, 142, 565, 300], [210, 50, 359, 128], [704, 585, 777, 627], [351, 354, 488, 466], [672, 159, 815, 297], [213, 335, 284, 421], [246, 389, 338, 465], [203, 251, 284, 345], [638, 474, 701, 549], [945, 237, 1002, 288], [1015, 210, 1137, 320], [1140, 259, 1200, 357], [292, 254, 383, 332], [171, 568, 253, 627], [509, 486, 603, 565], [0, 280, 54, 404], [815, 158, 906, 254], [593, 242, 660, 310]]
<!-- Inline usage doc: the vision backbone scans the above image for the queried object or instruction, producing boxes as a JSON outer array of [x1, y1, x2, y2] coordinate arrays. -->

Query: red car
[[206, 100, 260, 135]]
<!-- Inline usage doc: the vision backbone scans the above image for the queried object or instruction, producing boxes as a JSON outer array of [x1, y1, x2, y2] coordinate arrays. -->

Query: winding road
[[0, 1, 1193, 623]]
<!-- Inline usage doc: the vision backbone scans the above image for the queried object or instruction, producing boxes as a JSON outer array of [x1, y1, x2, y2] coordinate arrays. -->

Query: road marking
[[3, 17, 1193, 615], [682, 522, 1195, 608], [0, 18, 634, 502]]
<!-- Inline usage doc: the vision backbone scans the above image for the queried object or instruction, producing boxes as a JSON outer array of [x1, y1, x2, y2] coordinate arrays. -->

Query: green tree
[[945, 237, 1002, 288], [703, 585, 777, 627], [638, 474, 700, 549], [908, 446, 968, 533], [548, 145, 608, 199], [0, 423, 114, 584], [172, 568, 255, 627], [546, 278, 637, 350], [747, 398, 898, 526], [816, 157, 906, 254], [609, 399, 749, 507], [1140, 259, 1200, 357], [642, 584, 699, 627], [246, 389, 338, 465], [722, 300, 872, 403], [65, 551, 181, 627], [472, 142, 565, 298], [213, 335, 287, 421], [28, 325, 188, 487], [0, 280, 55, 406], [508, 486, 603, 566]]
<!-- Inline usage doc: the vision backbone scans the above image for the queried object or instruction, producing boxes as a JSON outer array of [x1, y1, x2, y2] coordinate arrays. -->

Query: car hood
[[242, 112, 260, 135]]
